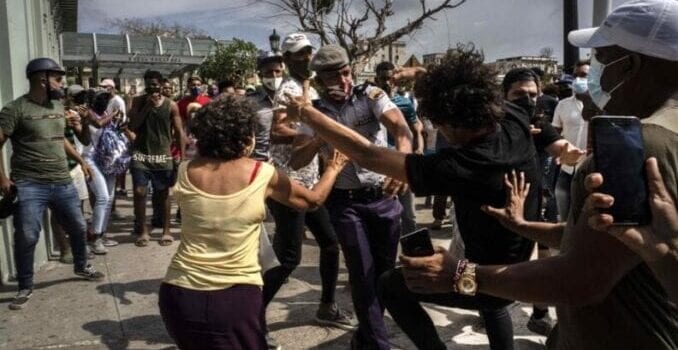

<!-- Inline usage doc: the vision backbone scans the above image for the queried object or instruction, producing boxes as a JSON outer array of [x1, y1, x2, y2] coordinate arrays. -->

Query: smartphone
[[591, 116, 650, 225], [400, 228, 435, 257]]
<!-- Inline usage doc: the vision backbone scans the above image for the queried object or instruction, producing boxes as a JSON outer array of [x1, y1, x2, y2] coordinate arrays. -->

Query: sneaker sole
[[9, 303, 27, 310], [314, 316, 358, 331]]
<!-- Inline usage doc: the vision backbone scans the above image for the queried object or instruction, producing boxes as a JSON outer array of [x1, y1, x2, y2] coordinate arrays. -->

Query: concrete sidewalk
[[0, 194, 550, 350]]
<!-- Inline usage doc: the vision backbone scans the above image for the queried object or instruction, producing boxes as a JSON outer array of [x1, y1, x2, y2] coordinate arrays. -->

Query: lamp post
[[269, 29, 280, 53]]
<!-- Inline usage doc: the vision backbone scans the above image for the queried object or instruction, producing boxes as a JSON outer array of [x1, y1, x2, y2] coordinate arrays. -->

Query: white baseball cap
[[568, 0, 678, 61], [99, 78, 116, 88], [281, 33, 314, 54]]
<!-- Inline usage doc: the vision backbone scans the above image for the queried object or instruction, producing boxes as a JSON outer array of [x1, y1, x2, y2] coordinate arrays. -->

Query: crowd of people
[[0, 0, 676, 349]]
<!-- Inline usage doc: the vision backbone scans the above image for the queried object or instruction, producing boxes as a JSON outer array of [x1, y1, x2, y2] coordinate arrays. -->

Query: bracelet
[[452, 259, 469, 292]]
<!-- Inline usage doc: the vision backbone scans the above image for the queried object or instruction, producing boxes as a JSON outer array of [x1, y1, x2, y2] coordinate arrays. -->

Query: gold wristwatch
[[456, 262, 478, 296]]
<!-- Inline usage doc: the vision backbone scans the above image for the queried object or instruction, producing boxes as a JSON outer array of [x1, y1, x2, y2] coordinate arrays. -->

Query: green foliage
[[198, 39, 258, 86]]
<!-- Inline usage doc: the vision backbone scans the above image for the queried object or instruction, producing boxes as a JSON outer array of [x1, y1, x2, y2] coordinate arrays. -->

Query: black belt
[[330, 186, 384, 203]]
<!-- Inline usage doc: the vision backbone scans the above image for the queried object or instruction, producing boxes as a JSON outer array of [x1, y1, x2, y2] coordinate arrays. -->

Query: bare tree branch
[[262, 0, 467, 72]]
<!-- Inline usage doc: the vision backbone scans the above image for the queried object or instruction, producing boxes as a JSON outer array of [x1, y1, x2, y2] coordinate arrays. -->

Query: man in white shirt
[[99, 78, 127, 123], [552, 60, 590, 221]]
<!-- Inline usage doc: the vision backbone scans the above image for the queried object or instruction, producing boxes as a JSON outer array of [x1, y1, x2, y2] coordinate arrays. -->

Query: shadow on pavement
[[82, 315, 176, 350], [96, 278, 163, 305]]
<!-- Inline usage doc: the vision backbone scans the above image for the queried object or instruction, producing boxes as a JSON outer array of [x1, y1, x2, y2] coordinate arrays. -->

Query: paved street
[[0, 193, 551, 350]]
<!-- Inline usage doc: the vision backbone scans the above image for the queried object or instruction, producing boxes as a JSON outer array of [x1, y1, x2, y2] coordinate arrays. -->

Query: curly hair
[[414, 44, 503, 129], [191, 95, 256, 161]]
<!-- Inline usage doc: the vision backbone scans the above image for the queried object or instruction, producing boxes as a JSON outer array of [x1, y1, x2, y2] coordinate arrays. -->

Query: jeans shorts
[[130, 167, 176, 191]]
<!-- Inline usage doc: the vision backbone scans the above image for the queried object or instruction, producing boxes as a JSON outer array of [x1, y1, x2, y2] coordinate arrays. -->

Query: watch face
[[461, 277, 477, 293]]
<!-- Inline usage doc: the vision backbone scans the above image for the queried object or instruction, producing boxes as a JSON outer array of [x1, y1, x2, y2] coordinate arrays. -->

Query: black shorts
[[130, 167, 176, 191]]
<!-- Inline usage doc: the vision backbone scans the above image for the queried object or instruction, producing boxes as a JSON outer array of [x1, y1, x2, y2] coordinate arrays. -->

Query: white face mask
[[262, 77, 283, 91], [588, 53, 628, 110]]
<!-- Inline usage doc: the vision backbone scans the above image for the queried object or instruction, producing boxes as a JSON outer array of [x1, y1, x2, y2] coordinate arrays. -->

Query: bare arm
[[0, 135, 12, 195], [299, 105, 409, 183], [289, 134, 323, 170], [481, 171, 565, 249], [411, 118, 426, 155], [64, 138, 91, 179], [170, 101, 187, 158], [382, 108, 413, 154], [268, 152, 347, 210]]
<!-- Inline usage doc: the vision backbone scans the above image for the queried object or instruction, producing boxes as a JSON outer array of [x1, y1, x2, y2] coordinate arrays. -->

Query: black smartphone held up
[[400, 228, 435, 257], [591, 116, 650, 225]]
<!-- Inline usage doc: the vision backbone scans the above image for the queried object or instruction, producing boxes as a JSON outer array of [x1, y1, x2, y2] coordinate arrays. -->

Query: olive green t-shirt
[[0, 95, 71, 183], [130, 97, 173, 171], [547, 99, 678, 350]]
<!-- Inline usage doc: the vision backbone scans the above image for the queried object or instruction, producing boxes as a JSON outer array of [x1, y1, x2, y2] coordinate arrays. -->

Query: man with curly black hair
[[282, 44, 540, 349]]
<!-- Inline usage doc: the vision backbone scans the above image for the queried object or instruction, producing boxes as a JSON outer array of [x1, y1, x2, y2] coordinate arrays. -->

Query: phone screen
[[592, 116, 650, 225], [400, 228, 435, 257]]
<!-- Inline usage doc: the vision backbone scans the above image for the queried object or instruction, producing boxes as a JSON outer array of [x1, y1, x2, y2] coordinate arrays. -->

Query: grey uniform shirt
[[302, 85, 397, 190], [247, 89, 275, 161]]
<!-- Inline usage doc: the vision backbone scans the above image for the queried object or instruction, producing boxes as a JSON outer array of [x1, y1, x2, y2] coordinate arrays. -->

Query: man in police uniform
[[294, 45, 413, 349], [0, 58, 105, 310]]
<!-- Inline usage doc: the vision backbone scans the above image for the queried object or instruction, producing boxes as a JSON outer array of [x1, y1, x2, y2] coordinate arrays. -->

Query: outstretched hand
[[481, 170, 530, 231], [323, 150, 349, 172], [584, 157, 678, 263], [557, 142, 586, 166]]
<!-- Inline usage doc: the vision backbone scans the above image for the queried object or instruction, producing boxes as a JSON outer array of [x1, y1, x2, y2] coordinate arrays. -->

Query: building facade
[[356, 41, 408, 83], [491, 55, 560, 80]]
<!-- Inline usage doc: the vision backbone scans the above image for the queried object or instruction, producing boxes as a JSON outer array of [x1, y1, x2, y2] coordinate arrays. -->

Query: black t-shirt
[[405, 104, 540, 264]]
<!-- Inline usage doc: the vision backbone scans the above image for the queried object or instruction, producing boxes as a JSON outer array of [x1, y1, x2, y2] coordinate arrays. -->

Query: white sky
[[79, 0, 631, 63]]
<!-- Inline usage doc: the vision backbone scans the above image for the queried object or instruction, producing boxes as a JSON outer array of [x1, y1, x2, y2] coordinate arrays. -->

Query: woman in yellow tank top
[[158, 96, 347, 350]]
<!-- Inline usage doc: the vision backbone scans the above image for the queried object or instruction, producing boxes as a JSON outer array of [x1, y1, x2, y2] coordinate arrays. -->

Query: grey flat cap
[[310, 45, 350, 72], [67, 84, 85, 96]]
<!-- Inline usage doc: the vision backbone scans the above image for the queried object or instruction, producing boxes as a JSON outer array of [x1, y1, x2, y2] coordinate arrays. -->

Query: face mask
[[588, 54, 628, 110], [262, 77, 283, 91], [327, 82, 352, 101], [288, 61, 313, 80], [512, 95, 536, 117], [43, 73, 63, 100], [190, 86, 201, 96], [573, 77, 588, 94], [48, 88, 64, 100]]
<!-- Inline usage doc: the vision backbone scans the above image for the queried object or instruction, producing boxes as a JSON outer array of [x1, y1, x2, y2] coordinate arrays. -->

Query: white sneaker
[[90, 238, 108, 255]]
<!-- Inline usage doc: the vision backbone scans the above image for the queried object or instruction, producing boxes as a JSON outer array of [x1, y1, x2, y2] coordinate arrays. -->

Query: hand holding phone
[[400, 228, 435, 257], [591, 116, 650, 225]]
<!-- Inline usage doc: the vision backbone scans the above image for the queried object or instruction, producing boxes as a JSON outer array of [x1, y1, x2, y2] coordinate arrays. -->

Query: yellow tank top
[[163, 160, 275, 290]]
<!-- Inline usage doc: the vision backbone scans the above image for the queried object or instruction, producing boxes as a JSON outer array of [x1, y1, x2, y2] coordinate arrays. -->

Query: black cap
[[26, 58, 65, 78]]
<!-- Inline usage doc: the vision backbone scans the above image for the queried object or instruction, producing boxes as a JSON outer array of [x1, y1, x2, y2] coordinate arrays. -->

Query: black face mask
[[48, 88, 64, 100], [288, 60, 312, 80], [512, 95, 536, 118]]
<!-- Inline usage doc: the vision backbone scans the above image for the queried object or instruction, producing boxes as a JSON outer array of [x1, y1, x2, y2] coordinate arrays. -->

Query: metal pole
[[563, 0, 579, 75], [593, 0, 612, 26]]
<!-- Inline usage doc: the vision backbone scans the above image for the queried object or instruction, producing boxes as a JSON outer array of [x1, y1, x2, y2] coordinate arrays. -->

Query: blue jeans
[[13, 180, 88, 290], [85, 158, 116, 235]]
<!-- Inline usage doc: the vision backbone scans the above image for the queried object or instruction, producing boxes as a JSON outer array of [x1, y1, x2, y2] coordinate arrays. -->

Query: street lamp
[[269, 29, 280, 53]]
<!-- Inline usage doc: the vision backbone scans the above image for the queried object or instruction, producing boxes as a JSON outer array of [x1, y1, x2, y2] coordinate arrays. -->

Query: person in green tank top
[[0, 58, 105, 311], [126, 70, 186, 247]]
